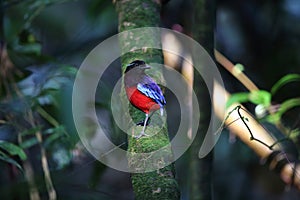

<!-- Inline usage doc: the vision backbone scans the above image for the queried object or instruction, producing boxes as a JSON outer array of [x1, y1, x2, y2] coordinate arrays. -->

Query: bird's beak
[[142, 64, 151, 69]]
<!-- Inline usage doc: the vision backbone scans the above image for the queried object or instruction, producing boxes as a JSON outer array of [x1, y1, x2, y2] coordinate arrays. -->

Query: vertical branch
[[0, 0, 4, 65], [17, 134, 41, 200], [27, 110, 57, 200], [0, 0, 3, 43], [115, 0, 180, 199], [190, 0, 215, 199]]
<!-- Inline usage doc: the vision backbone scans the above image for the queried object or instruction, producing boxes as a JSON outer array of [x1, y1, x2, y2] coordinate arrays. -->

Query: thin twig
[[214, 49, 259, 91], [27, 109, 57, 200], [17, 129, 41, 200], [37, 106, 60, 127]]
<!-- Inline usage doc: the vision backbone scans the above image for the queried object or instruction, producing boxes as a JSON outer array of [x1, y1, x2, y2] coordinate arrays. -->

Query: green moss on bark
[[116, 0, 161, 32], [131, 166, 180, 200], [115, 0, 180, 199]]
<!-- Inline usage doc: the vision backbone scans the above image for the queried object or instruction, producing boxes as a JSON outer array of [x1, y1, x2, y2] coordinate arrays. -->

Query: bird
[[124, 60, 166, 138]]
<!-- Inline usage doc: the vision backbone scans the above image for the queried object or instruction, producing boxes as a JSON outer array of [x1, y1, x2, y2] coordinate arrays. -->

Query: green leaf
[[288, 129, 300, 141], [0, 140, 27, 160], [233, 63, 244, 74], [0, 151, 23, 171], [44, 132, 63, 147], [37, 89, 60, 106], [276, 97, 300, 115], [14, 42, 42, 55], [271, 74, 300, 95], [20, 138, 39, 149], [267, 98, 300, 124], [20, 126, 42, 136], [37, 106, 60, 127], [56, 65, 78, 76], [43, 126, 67, 147], [226, 93, 249, 108], [249, 90, 271, 107]]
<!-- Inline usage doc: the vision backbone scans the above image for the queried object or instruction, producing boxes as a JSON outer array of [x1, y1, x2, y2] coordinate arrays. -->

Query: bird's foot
[[136, 118, 151, 126], [134, 132, 150, 139]]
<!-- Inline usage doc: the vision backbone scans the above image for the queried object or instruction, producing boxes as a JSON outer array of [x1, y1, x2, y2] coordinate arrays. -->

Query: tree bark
[[115, 0, 180, 199], [0, 0, 4, 55], [190, 0, 215, 199]]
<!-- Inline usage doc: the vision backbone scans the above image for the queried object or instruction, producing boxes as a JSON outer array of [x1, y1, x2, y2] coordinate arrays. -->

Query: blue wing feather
[[137, 77, 166, 107]]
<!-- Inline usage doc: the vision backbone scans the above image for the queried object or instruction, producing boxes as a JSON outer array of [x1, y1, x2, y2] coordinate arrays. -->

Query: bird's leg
[[134, 113, 150, 139], [136, 117, 151, 126], [141, 113, 149, 134]]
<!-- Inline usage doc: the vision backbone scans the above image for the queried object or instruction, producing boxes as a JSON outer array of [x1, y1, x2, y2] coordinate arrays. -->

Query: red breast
[[125, 86, 160, 114]]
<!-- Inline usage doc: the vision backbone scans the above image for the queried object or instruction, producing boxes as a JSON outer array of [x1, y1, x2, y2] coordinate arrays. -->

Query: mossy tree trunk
[[115, 0, 180, 199], [189, 0, 215, 200]]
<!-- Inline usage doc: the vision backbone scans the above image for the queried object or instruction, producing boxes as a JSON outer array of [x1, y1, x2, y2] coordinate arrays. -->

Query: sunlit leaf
[[271, 74, 300, 95], [0, 140, 27, 160], [267, 98, 300, 124], [288, 129, 300, 141], [233, 63, 244, 75], [277, 97, 300, 115], [249, 90, 271, 107], [226, 93, 249, 108]]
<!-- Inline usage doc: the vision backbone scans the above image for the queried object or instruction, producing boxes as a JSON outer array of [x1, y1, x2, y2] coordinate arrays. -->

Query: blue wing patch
[[137, 82, 166, 107]]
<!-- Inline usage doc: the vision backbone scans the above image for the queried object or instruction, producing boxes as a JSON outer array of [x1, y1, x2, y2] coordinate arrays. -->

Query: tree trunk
[[115, 0, 180, 199], [0, 0, 4, 51], [190, 0, 215, 200]]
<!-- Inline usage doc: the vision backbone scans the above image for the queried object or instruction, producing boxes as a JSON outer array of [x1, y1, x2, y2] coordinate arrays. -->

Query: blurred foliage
[[0, 140, 27, 171], [0, 0, 119, 199]]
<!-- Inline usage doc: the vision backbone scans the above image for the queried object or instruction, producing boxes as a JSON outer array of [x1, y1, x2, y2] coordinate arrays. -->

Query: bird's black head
[[125, 60, 149, 73]]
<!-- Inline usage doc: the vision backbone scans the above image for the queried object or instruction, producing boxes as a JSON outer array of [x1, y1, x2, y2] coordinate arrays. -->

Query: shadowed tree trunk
[[115, 0, 180, 199], [189, 0, 215, 199], [0, 0, 3, 45]]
